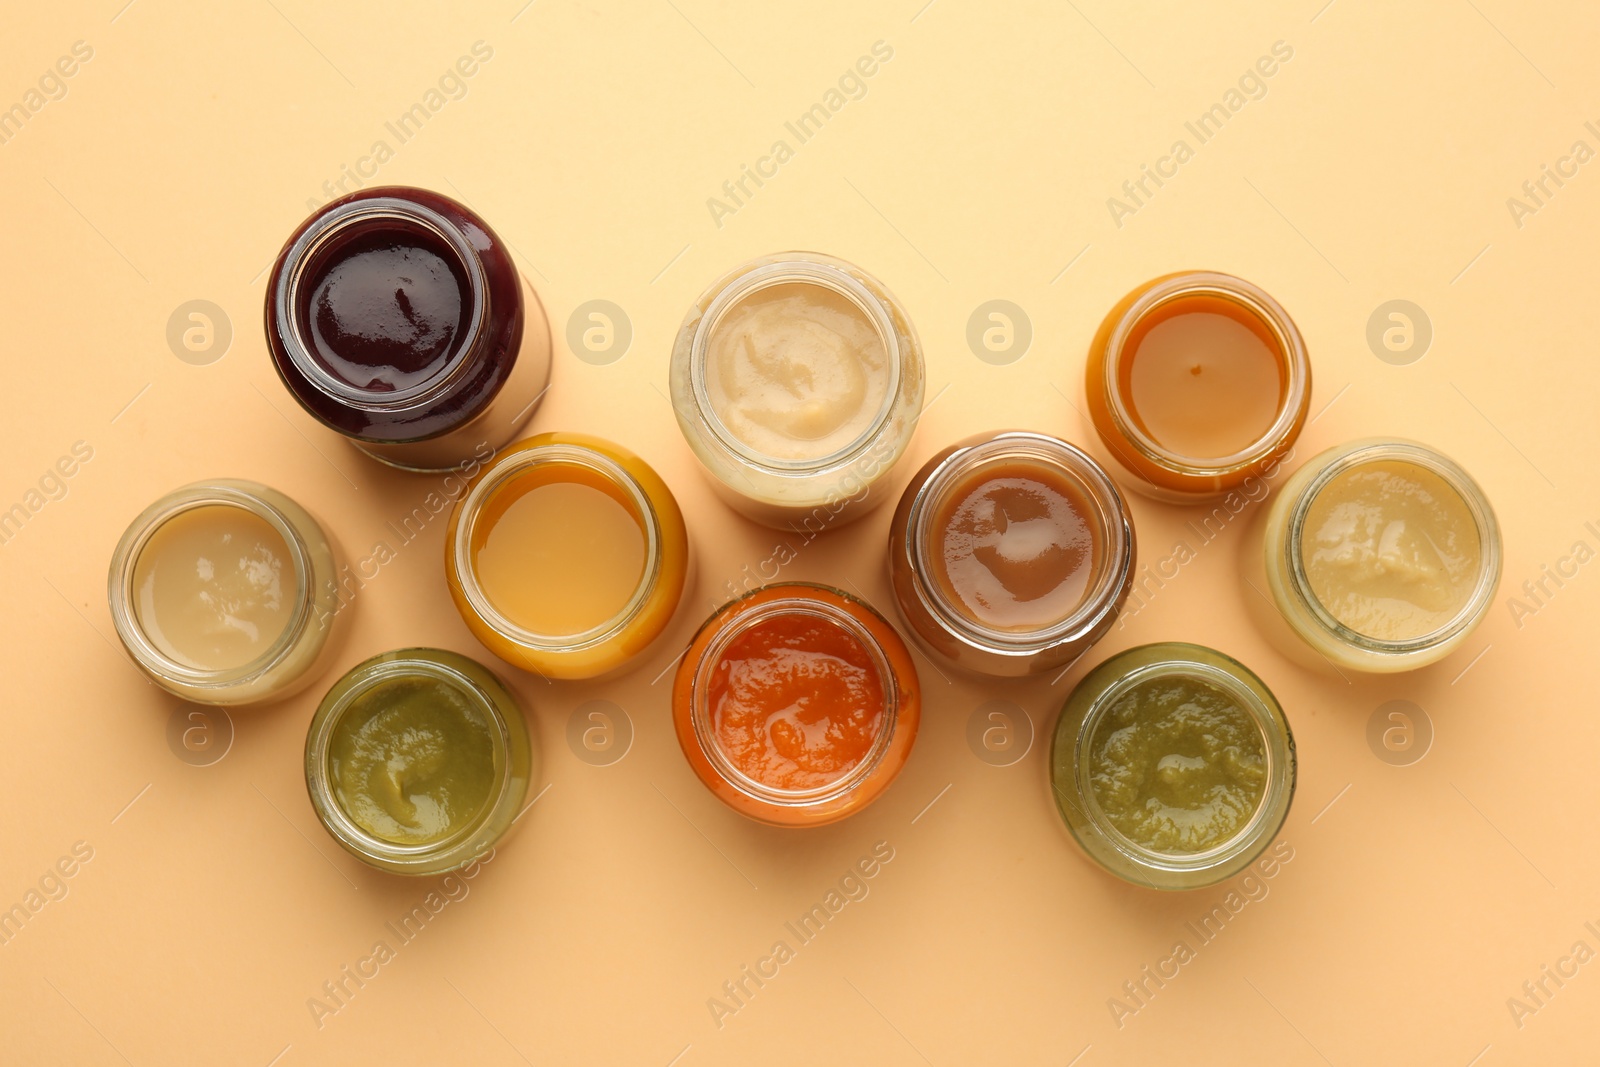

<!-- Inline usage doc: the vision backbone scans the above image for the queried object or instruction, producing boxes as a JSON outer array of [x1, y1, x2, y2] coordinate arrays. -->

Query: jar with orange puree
[[673, 583, 920, 826]]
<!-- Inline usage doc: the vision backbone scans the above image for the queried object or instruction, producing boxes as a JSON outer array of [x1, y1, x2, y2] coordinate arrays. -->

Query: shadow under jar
[[1050, 643, 1296, 891], [1085, 271, 1310, 503], [669, 252, 925, 530], [673, 583, 920, 827], [1257, 438, 1502, 674], [305, 648, 533, 876], [446, 433, 689, 680], [888, 430, 1136, 677], [108, 479, 345, 706], [266, 186, 552, 472]]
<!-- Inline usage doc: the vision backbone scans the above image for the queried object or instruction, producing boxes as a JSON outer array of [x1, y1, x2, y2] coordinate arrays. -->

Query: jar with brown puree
[[888, 431, 1135, 677]]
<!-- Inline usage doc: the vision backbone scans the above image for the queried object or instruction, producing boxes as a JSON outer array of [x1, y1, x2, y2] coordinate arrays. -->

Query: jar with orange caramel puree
[[1085, 271, 1311, 503]]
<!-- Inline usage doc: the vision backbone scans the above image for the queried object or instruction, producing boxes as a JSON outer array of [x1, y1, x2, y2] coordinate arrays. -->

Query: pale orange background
[[2, 2, 1597, 1064]]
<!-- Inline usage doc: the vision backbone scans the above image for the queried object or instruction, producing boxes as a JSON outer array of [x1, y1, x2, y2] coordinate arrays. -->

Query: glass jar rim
[[904, 431, 1134, 656], [272, 196, 488, 413], [686, 584, 901, 808], [451, 442, 665, 655], [107, 482, 316, 690], [687, 254, 904, 476], [1100, 271, 1310, 478], [1072, 651, 1291, 874], [304, 650, 513, 864], [1281, 439, 1503, 656]]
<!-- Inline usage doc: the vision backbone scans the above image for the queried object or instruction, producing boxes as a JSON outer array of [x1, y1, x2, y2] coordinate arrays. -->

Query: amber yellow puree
[[470, 465, 646, 636], [1300, 460, 1481, 641], [1123, 293, 1283, 459]]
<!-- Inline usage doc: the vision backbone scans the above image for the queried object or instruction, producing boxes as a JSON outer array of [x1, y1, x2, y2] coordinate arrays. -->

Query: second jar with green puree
[[1051, 643, 1295, 890], [305, 648, 535, 876]]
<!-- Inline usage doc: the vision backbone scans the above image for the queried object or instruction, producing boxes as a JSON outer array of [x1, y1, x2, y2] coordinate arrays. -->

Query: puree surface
[[1123, 293, 1283, 460], [330, 676, 496, 845], [931, 459, 1098, 632], [1300, 459, 1481, 642], [704, 282, 889, 461], [471, 467, 646, 637], [1088, 675, 1266, 853], [306, 228, 468, 393], [133, 504, 293, 671], [708, 613, 886, 791]]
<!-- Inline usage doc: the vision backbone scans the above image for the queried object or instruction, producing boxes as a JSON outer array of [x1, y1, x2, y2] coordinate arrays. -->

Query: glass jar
[[446, 433, 689, 680], [266, 186, 552, 472], [1050, 643, 1296, 890], [304, 648, 533, 876], [888, 430, 1136, 676], [1257, 438, 1502, 673], [669, 252, 925, 530], [672, 583, 920, 827], [1085, 271, 1310, 503], [108, 479, 345, 706]]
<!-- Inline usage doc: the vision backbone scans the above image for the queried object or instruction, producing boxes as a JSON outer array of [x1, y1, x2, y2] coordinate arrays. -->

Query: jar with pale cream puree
[[1256, 439, 1501, 673], [670, 252, 924, 530]]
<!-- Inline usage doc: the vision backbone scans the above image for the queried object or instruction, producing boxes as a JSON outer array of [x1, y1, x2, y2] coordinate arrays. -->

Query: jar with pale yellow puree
[[1259, 439, 1501, 673]]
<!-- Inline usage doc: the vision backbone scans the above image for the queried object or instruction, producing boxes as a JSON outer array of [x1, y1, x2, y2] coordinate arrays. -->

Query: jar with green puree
[[1050, 643, 1295, 890], [306, 648, 535, 875]]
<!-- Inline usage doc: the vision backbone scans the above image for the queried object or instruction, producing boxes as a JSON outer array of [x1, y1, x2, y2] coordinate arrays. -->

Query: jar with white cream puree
[[669, 252, 925, 531]]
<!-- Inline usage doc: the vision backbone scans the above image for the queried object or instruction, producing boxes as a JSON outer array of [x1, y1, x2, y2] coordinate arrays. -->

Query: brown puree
[[929, 459, 1099, 632]]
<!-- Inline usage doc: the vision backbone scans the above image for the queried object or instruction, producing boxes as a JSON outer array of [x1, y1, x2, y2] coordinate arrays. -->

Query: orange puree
[[707, 613, 886, 791]]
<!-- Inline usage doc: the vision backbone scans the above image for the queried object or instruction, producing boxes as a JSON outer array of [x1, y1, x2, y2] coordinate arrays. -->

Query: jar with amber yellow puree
[[446, 433, 689, 680]]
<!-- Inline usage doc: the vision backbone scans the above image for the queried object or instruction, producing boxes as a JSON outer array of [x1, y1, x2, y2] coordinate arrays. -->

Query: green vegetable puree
[[1088, 675, 1266, 853], [329, 676, 496, 845]]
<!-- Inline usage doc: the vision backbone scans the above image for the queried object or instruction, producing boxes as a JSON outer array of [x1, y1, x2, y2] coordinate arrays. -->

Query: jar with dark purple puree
[[266, 186, 552, 472]]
